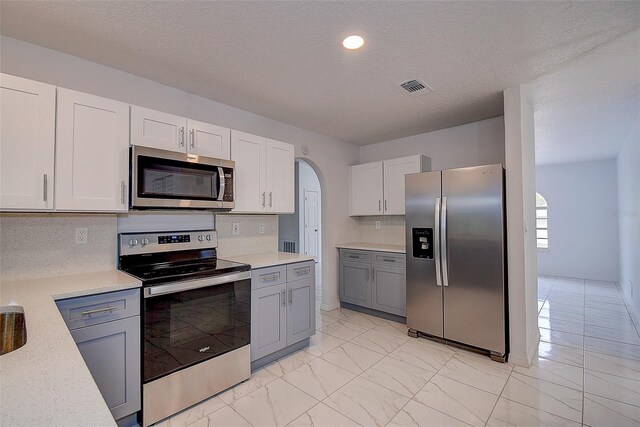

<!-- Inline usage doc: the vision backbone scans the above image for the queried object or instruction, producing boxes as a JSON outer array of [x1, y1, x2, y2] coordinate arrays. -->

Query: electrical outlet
[[75, 228, 88, 244], [232, 222, 240, 236], [375, 221, 381, 230], [258, 223, 266, 234]]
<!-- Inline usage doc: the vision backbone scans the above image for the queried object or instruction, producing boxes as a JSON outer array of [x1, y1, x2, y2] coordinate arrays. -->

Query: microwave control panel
[[223, 169, 234, 202]]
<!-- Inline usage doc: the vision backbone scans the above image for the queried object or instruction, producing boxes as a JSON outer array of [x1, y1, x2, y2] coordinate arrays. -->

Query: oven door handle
[[143, 271, 251, 298]]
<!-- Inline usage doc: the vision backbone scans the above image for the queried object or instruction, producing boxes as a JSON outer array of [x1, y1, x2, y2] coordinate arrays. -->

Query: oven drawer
[[252, 265, 286, 289], [287, 261, 315, 282], [57, 288, 140, 330], [340, 249, 371, 264]]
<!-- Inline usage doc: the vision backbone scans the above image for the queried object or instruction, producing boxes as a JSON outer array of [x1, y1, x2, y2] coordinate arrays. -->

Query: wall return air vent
[[397, 78, 433, 96]]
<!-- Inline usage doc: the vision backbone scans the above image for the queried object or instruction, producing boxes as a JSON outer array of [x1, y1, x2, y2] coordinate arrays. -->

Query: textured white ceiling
[[1, 1, 639, 146], [533, 29, 640, 165]]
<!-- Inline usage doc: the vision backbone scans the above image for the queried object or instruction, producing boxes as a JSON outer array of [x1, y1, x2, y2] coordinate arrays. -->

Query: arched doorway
[[278, 158, 323, 301]]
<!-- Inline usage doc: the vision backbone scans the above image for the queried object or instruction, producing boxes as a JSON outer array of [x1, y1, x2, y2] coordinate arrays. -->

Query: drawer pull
[[261, 273, 280, 282], [295, 267, 310, 276], [348, 255, 360, 259], [382, 258, 396, 262], [81, 306, 117, 316]]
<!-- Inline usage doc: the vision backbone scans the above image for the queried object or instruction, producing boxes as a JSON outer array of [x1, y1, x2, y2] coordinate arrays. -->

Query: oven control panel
[[158, 234, 191, 244], [119, 230, 218, 256]]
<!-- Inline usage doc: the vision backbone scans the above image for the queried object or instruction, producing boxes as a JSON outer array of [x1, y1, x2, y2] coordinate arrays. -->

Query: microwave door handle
[[218, 167, 225, 201]]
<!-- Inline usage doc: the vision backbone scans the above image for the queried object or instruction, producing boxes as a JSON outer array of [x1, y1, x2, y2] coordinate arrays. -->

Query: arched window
[[536, 193, 549, 249]]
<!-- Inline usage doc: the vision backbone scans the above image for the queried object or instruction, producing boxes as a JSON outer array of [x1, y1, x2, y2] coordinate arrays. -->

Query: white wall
[[536, 160, 619, 281], [278, 162, 300, 251], [617, 116, 640, 319], [359, 116, 505, 169], [504, 84, 539, 367], [0, 36, 360, 309]]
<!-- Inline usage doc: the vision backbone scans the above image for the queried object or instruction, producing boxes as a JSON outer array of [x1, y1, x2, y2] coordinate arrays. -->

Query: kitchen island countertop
[[0, 270, 141, 427]]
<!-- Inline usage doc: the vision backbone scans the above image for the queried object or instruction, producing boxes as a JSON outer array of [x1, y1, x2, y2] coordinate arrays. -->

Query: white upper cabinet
[[231, 130, 266, 212], [266, 139, 294, 213], [383, 155, 430, 215], [130, 106, 187, 153], [187, 119, 231, 159], [56, 88, 129, 212], [131, 106, 231, 159], [1, 74, 56, 211], [231, 131, 294, 214], [350, 162, 384, 216], [350, 155, 429, 216]]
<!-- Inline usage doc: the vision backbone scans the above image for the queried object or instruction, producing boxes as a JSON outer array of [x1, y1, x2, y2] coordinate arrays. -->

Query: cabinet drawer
[[373, 252, 405, 268], [340, 249, 371, 264], [287, 261, 315, 282], [56, 288, 140, 330], [252, 265, 286, 289]]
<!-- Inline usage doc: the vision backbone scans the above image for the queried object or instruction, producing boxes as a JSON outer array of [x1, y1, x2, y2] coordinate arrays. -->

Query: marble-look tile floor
[[155, 276, 640, 426]]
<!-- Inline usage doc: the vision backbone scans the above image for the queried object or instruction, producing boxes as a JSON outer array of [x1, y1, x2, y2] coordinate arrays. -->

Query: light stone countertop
[[336, 242, 406, 253], [0, 270, 142, 427], [225, 251, 316, 269]]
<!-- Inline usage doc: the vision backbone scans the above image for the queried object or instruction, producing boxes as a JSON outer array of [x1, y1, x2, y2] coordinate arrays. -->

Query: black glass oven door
[[143, 278, 250, 383]]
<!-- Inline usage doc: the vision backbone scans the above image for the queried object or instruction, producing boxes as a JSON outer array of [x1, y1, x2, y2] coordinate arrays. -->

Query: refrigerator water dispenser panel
[[412, 228, 434, 259]]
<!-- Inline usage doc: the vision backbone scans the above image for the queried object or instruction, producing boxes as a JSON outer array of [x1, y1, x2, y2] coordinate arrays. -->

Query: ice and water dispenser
[[411, 228, 434, 259]]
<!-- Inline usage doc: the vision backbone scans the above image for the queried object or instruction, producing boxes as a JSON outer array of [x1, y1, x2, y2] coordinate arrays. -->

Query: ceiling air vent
[[397, 79, 433, 96]]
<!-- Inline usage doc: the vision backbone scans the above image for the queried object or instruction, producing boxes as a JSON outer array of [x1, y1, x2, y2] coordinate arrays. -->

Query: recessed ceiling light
[[342, 35, 364, 50]]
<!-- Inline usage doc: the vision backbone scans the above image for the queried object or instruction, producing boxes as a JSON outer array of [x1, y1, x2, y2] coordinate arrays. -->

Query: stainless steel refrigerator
[[405, 164, 508, 361]]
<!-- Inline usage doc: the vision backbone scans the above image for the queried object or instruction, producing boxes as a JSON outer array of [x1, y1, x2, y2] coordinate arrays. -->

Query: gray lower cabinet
[[251, 283, 287, 360], [340, 262, 371, 307], [56, 289, 141, 424], [70, 316, 141, 421], [340, 249, 406, 317], [371, 266, 406, 316], [251, 261, 315, 363]]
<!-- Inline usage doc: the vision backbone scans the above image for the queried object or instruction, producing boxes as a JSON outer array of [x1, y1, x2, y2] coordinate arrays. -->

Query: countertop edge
[[335, 242, 406, 254]]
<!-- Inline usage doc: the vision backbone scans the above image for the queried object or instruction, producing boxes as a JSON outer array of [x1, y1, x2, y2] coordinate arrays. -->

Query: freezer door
[[405, 171, 443, 338], [442, 164, 506, 354]]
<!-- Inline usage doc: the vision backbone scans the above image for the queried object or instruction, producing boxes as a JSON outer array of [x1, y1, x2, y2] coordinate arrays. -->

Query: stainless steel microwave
[[130, 145, 234, 210]]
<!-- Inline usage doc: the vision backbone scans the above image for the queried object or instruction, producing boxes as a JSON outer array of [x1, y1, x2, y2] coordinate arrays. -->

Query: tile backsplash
[[356, 216, 406, 245], [216, 214, 278, 258], [0, 212, 279, 281], [0, 214, 117, 280]]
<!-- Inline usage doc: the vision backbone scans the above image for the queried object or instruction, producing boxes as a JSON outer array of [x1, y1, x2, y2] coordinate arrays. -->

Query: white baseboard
[[320, 300, 340, 311], [509, 328, 540, 368], [620, 283, 640, 331]]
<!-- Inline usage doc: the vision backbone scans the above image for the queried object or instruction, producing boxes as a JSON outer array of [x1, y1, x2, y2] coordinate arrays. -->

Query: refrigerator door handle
[[441, 196, 449, 286], [434, 197, 443, 287]]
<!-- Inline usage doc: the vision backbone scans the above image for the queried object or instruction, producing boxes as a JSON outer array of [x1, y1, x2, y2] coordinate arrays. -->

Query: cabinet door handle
[[120, 181, 126, 205], [269, 192, 273, 208], [190, 129, 195, 149], [81, 306, 117, 316], [378, 200, 381, 212], [281, 290, 286, 306], [43, 174, 48, 202], [385, 200, 388, 211], [366, 268, 369, 281], [180, 126, 185, 148], [372, 268, 375, 281], [288, 289, 293, 305], [261, 191, 266, 207]]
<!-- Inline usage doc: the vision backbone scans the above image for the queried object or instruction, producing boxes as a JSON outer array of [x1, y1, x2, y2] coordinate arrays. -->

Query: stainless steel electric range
[[118, 230, 251, 426]]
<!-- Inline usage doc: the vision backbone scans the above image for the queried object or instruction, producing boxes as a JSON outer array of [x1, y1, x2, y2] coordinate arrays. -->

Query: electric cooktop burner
[[118, 230, 250, 286], [122, 258, 250, 286]]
